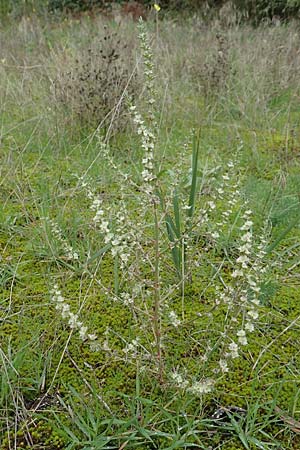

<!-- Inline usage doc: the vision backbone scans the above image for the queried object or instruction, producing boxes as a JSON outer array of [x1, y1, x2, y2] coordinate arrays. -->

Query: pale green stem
[[181, 237, 185, 320], [153, 196, 163, 381]]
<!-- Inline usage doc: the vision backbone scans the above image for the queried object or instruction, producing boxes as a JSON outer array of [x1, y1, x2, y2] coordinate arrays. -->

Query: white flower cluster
[[201, 163, 269, 374], [168, 310, 181, 327], [47, 218, 79, 261], [191, 161, 239, 245], [78, 178, 106, 227], [231, 208, 264, 334], [128, 20, 157, 197], [228, 341, 239, 359], [122, 337, 152, 363], [188, 378, 215, 396], [123, 338, 140, 358], [209, 161, 266, 367], [130, 105, 156, 191], [137, 19, 156, 116], [109, 209, 131, 268], [50, 284, 98, 350], [79, 178, 131, 270], [170, 370, 189, 389], [170, 370, 214, 395], [209, 160, 240, 238], [218, 358, 229, 373], [119, 292, 134, 306], [232, 209, 253, 278], [95, 137, 131, 185], [217, 209, 267, 368]]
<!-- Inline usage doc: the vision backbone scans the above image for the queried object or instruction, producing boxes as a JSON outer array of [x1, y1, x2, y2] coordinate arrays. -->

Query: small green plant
[[53, 381, 209, 449]]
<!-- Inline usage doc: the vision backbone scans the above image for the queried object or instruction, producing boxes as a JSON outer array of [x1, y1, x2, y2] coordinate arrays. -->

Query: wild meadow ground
[[1, 10, 300, 450]]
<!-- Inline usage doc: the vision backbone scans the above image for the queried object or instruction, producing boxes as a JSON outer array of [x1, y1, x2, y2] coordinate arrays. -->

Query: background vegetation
[[1, 0, 300, 21], [1, 3, 300, 450]]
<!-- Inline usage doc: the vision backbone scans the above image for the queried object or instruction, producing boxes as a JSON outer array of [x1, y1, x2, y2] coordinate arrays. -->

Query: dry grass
[[2, 13, 300, 136], [52, 26, 138, 132]]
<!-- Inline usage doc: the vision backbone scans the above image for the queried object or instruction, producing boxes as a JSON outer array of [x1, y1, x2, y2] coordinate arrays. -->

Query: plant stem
[[181, 237, 185, 320], [153, 195, 163, 381]]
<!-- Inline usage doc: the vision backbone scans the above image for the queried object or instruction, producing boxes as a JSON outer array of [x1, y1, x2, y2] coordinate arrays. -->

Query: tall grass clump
[[53, 27, 137, 133]]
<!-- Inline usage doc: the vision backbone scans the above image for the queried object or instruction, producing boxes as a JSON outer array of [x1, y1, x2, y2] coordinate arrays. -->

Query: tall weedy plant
[[48, 18, 271, 400]]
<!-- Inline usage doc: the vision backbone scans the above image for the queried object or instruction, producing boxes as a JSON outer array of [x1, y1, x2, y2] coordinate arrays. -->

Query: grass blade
[[187, 132, 200, 220]]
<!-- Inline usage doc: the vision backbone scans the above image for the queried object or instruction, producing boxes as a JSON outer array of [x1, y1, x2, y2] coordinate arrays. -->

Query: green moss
[[1, 419, 65, 450]]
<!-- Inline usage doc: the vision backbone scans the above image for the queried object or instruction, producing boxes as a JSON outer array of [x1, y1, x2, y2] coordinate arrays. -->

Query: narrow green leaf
[[187, 132, 200, 220], [114, 255, 119, 295], [229, 415, 250, 450], [173, 188, 181, 236], [52, 413, 80, 444], [73, 415, 91, 439], [166, 214, 180, 239], [134, 425, 155, 443], [166, 219, 181, 275], [267, 214, 300, 253], [86, 243, 112, 265], [247, 436, 270, 450]]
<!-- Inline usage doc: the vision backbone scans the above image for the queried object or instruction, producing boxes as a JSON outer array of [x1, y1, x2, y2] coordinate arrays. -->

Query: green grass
[[1, 12, 300, 450]]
